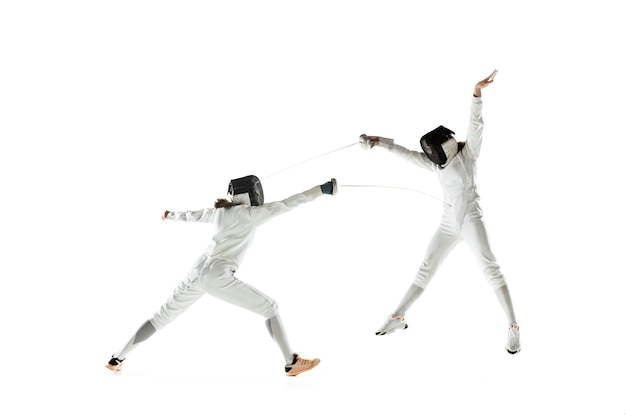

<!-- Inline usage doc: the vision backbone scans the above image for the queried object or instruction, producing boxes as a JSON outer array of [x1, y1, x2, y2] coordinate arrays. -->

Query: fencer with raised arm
[[360, 70, 521, 354]]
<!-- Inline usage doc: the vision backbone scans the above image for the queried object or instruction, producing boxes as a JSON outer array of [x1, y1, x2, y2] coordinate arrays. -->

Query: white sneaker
[[506, 323, 521, 354], [375, 314, 408, 336]]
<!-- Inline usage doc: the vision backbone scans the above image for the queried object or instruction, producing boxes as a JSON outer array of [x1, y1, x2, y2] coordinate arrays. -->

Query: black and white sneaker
[[375, 314, 408, 336], [105, 357, 124, 372]]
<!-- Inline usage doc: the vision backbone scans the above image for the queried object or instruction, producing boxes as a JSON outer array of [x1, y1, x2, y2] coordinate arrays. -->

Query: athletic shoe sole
[[375, 323, 408, 336]]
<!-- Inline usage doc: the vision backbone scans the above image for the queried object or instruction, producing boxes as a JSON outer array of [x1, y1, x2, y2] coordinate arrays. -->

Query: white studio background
[[1, 1, 625, 416]]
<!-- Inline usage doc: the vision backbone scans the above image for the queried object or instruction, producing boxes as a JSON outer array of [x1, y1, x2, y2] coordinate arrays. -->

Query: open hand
[[474, 69, 497, 96]]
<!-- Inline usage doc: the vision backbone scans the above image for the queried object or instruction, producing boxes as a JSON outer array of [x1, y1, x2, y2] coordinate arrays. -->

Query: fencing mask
[[420, 125, 458, 166], [228, 175, 264, 206]]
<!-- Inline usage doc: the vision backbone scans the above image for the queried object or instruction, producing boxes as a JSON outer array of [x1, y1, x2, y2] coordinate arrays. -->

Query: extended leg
[[374, 284, 425, 335], [113, 320, 157, 360], [105, 320, 157, 372], [106, 265, 206, 372], [393, 283, 425, 317], [462, 214, 520, 353], [376, 284, 424, 336], [495, 285, 521, 354], [461, 217, 518, 324], [265, 314, 294, 364], [494, 284, 517, 326], [266, 311, 320, 376], [376, 222, 459, 336]]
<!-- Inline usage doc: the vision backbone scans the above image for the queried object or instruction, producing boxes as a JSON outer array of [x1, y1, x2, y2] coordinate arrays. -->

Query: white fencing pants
[[413, 207, 507, 290], [150, 255, 279, 330]]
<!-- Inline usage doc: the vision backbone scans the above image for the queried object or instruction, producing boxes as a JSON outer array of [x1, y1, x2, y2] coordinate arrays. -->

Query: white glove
[[359, 134, 394, 149], [359, 134, 370, 150]]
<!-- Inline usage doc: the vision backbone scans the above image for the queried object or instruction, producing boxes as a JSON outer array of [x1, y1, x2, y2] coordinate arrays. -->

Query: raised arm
[[465, 69, 497, 159]]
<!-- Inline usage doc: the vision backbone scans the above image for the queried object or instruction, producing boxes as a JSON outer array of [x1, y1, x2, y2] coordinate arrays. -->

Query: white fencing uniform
[[380, 96, 507, 290], [150, 185, 325, 330]]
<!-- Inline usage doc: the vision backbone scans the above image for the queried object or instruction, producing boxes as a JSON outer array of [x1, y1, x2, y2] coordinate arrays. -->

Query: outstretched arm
[[359, 134, 394, 149], [162, 208, 217, 223], [359, 133, 436, 171], [473, 69, 497, 97], [249, 179, 338, 225]]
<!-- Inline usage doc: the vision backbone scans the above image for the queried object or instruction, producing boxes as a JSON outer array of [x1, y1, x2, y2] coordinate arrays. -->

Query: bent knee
[[260, 299, 279, 319]]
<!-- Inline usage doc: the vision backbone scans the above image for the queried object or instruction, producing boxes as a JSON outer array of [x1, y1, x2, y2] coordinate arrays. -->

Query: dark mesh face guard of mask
[[420, 125, 456, 165], [228, 175, 264, 206]]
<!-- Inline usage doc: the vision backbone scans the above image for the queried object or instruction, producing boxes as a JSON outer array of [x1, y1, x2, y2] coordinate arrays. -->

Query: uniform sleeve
[[383, 142, 437, 172], [167, 208, 217, 223], [249, 186, 324, 225], [464, 96, 484, 160]]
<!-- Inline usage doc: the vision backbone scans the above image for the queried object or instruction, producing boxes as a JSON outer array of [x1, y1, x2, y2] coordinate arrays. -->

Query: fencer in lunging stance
[[106, 175, 338, 375], [360, 69, 521, 354]]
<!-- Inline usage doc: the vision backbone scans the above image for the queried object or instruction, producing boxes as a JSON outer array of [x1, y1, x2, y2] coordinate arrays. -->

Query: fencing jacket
[[381, 96, 484, 228], [166, 186, 324, 268]]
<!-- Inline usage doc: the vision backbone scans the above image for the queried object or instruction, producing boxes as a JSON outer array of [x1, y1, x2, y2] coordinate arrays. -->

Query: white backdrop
[[2, 1, 625, 416]]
